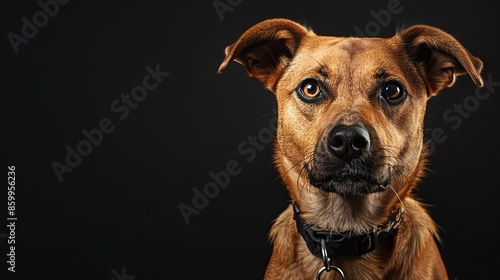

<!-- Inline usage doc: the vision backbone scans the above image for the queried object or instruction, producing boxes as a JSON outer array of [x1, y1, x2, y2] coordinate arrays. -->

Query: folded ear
[[396, 25, 484, 97], [218, 18, 310, 89]]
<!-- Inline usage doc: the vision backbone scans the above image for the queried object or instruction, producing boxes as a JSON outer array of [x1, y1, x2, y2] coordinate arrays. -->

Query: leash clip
[[316, 238, 345, 280]]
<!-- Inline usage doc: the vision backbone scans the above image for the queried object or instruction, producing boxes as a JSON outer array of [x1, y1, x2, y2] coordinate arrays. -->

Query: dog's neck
[[280, 168, 399, 233], [291, 200, 404, 258], [300, 191, 401, 230]]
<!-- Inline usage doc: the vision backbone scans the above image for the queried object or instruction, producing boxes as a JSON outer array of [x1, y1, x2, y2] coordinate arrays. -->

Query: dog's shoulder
[[268, 205, 296, 247], [401, 197, 440, 243]]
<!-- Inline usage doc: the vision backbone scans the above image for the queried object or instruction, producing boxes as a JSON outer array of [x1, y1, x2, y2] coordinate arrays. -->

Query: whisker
[[388, 183, 405, 209], [279, 146, 316, 202], [296, 150, 316, 202]]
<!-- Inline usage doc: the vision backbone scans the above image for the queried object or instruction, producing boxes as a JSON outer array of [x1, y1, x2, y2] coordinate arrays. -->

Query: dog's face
[[273, 36, 430, 197], [219, 19, 483, 224]]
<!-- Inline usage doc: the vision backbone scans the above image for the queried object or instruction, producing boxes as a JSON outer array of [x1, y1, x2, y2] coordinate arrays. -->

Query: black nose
[[327, 125, 370, 161]]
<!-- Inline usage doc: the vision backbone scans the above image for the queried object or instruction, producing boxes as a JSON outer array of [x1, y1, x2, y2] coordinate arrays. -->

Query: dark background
[[1, 0, 499, 279]]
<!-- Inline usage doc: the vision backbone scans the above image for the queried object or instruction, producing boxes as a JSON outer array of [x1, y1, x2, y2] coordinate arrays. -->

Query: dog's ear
[[397, 25, 484, 97], [218, 18, 310, 89]]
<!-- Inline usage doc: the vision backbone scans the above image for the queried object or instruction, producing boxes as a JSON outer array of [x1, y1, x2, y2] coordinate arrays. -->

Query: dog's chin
[[309, 176, 389, 197]]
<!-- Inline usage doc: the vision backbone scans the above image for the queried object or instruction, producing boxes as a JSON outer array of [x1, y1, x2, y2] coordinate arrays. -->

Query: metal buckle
[[358, 228, 378, 254]]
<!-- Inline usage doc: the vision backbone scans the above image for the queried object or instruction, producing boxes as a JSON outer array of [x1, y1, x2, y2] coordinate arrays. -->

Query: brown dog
[[218, 18, 483, 279]]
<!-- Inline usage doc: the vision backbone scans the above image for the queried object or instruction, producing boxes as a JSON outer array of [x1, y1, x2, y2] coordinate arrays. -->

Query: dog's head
[[218, 18, 483, 224]]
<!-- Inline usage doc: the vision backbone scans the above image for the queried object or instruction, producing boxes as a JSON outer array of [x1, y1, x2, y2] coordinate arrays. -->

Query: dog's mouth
[[306, 164, 391, 196], [305, 145, 392, 196]]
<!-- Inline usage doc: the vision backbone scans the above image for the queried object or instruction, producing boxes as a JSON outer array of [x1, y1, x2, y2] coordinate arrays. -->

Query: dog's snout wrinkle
[[327, 125, 370, 161]]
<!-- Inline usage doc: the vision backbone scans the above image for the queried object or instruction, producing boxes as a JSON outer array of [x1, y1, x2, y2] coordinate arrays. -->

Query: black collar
[[292, 200, 403, 258]]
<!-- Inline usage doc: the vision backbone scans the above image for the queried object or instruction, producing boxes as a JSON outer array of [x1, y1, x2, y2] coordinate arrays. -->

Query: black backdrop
[[2, 0, 499, 279]]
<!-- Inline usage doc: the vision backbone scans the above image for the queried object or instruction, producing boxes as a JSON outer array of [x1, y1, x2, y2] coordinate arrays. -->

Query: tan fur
[[218, 18, 483, 279]]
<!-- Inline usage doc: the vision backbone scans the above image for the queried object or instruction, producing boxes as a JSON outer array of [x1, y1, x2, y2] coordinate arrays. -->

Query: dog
[[218, 18, 483, 279]]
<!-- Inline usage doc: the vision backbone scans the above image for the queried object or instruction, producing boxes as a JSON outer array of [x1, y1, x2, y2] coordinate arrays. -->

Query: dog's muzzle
[[307, 124, 390, 196]]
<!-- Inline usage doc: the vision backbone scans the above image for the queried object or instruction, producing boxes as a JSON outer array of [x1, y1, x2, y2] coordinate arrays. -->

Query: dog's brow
[[303, 53, 329, 78], [317, 66, 329, 78], [376, 67, 389, 79]]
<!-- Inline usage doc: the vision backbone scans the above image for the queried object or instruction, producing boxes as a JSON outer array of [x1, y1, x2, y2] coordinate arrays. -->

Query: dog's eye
[[297, 79, 323, 102], [381, 81, 406, 105]]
